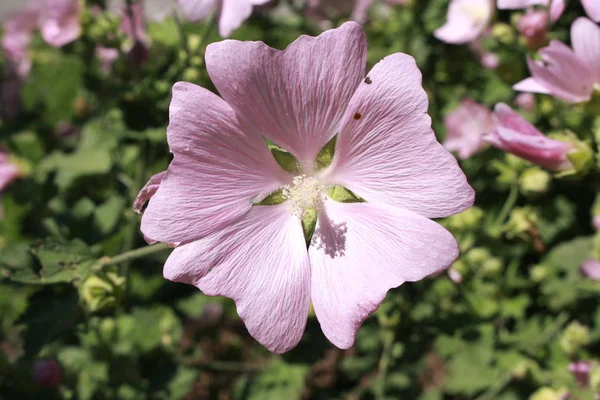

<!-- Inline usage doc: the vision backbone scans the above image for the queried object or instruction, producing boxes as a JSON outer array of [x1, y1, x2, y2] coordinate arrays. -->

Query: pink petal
[[0, 151, 21, 191], [219, 0, 254, 37], [497, 0, 548, 8], [176, 0, 215, 22], [571, 17, 600, 83], [434, 0, 492, 44], [351, 0, 375, 24], [581, 259, 600, 280], [549, 0, 565, 22], [494, 103, 541, 136], [325, 53, 474, 219], [141, 82, 290, 244], [205, 22, 367, 171], [513, 77, 552, 95], [443, 98, 495, 159], [133, 171, 166, 214], [309, 201, 459, 349], [581, 0, 600, 22], [39, 0, 81, 47], [165, 206, 310, 353]]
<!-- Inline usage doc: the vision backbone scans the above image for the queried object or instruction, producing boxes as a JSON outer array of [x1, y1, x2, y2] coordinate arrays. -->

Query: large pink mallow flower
[[443, 99, 496, 159], [514, 17, 600, 103], [435, 0, 494, 44], [38, 0, 81, 47], [138, 23, 474, 353], [484, 103, 574, 171], [177, 0, 271, 37]]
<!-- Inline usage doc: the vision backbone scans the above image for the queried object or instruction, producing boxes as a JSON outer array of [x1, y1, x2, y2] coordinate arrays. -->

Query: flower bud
[[560, 321, 591, 356], [529, 387, 569, 400], [33, 360, 62, 389], [515, 93, 536, 111], [80, 272, 126, 312], [492, 23, 516, 44], [520, 167, 551, 195], [517, 9, 548, 49], [569, 361, 592, 387]]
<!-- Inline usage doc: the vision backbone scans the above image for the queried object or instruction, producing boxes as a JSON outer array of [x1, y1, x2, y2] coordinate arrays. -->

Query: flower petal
[[39, 0, 81, 48], [176, 0, 215, 22], [205, 22, 367, 170], [133, 171, 166, 215], [325, 53, 474, 219], [571, 17, 600, 83], [513, 77, 551, 94], [434, 0, 492, 45], [141, 82, 290, 244], [549, 0, 565, 22], [219, 0, 254, 37], [309, 201, 459, 349], [497, 0, 548, 8], [165, 206, 310, 354], [581, 0, 600, 23]]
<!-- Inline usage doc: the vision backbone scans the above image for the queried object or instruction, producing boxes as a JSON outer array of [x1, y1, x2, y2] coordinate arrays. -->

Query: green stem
[[475, 313, 569, 400], [198, 11, 217, 53], [494, 183, 519, 226], [374, 318, 395, 400], [101, 243, 170, 266]]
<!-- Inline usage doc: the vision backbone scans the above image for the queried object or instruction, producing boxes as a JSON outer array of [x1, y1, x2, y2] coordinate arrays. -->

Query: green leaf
[[233, 360, 309, 400]]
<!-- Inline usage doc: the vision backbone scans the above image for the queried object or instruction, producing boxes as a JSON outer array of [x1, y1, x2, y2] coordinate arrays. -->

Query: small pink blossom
[[38, 0, 81, 47], [139, 23, 474, 352], [435, 0, 494, 44], [592, 215, 600, 230], [497, 0, 564, 22], [96, 46, 120, 74], [517, 9, 548, 48], [581, 259, 600, 280], [515, 93, 536, 110], [484, 103, 574, 171], [569, 361, 592, 387], [514, 18, 600, 104], [582, 0, 600, 22], [1, 4, 40, 78], [33, 360, 62, 389], [0, 150, 22, 192], [448, 268, 463, 283], [443, 99, 496, 159], [177, 0, 271, 37]]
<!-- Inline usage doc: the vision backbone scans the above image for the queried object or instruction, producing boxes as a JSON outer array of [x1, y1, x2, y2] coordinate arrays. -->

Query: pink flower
[[484, 103, 574, 171], [0, 150, 22, 192], [448, 268, 463, 283], [33, 360, 62, 389], [592, 215, 600, 230], [514, 18, 600, 104], [1, 4, 40, 78], [497, 0, 564, 22], [177, 0, 271, 37], [38, 0, 81, 47], [514, 93, 536, 110], [518, 9, 548, 47], [569, 361, 592, 387], [581, 259, 600, 280], [139, 23, 474, 352], [435, 0, 494, 44], [582, 0, 600, 22], [443, 99, 496, 159], [134, 171, 166, 214], [96, 46, 120, 74]]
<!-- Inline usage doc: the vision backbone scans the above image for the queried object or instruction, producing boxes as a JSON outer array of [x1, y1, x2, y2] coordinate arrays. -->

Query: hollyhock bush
[[1, 0, 600, 399]]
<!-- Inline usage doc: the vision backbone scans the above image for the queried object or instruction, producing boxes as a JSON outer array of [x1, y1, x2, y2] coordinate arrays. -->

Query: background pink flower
[[581, 0, 600, 22], [581, 259, 600, 280], [435, 0, 493, 44], [140, 22, 474, 352], [1, 4, 39, 78], [514, 18, 600, 104], [484, 103, 574, 171], [177, 0, 271, 37], [38, 0, 81, 47], [443, 99, 496, 159], [0, 150, 22, 192]]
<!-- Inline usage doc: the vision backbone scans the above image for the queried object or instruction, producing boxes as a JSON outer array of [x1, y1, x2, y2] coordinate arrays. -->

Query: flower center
[[282, 175, 326, 217]]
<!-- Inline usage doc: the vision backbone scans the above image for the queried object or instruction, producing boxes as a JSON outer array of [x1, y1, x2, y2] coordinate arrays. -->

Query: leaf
[[233, 360, 309, 400]]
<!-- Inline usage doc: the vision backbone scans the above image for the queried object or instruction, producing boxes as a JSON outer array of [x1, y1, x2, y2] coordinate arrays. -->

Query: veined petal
[[165, 206, 310, 354], [581, 0, 600, 23], [309, 201, 459, 349], [133, 171, 166, 215], [324, 53, 474, 219], [205, 22, 367, 171], [497, 0, 547, 8], [513, 77, 552, 94], [141, 82, 290, 244], [571, 17, 600, 83]]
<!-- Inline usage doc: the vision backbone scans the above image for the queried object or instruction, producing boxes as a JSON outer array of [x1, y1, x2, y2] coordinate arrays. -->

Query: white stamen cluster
[[282, 175, 326, 216]]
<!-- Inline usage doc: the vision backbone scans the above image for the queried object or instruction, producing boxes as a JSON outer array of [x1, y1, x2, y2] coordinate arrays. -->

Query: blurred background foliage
[[1, 0, 600, 399]]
